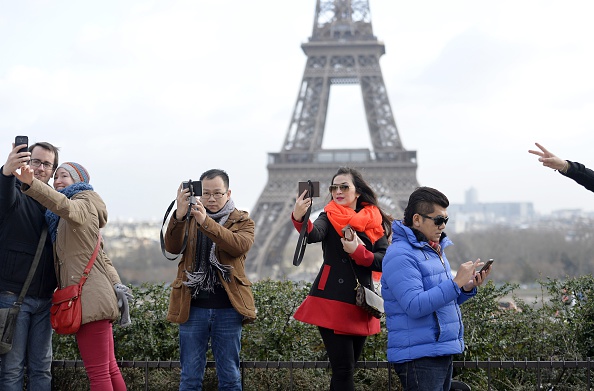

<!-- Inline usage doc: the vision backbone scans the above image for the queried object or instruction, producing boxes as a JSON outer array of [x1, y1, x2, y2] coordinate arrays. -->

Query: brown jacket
[[24, 179, 121, 325], [164, 207, 256, 325]]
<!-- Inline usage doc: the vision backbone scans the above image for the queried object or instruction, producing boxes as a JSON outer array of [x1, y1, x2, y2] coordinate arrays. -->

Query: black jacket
[[561, 161, 594, 194], [0, 168, 56, 298]]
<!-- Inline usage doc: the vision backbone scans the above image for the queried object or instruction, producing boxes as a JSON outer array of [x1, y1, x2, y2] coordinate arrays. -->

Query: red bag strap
[[78, 233, 102, 287]]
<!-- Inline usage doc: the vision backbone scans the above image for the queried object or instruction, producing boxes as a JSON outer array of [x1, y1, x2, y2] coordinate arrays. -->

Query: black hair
[[200, 169, 229, 189], [331, 166, 393, 238], [403, 186, 449, 227]]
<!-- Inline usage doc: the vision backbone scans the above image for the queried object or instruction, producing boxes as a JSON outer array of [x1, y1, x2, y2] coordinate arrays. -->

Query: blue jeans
[[179, 307, 243, 391], [0, 292, 53, 391], [393, 355, 453, 391]]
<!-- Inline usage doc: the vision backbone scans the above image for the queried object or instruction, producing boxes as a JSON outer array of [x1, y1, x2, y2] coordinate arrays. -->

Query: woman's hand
[[13, 164, 34, 185], [341, 233, 364, 254], [293, 190, 312, 222]]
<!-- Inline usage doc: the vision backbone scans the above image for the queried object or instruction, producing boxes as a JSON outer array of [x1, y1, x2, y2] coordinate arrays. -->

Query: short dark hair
[[29, 142, 60, 173], [403, 187, 449, 227], [200, 169, 229, 189]]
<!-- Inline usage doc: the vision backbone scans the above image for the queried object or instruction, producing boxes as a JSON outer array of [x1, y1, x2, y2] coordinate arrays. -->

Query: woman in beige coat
[[16, 161, 130, 391]]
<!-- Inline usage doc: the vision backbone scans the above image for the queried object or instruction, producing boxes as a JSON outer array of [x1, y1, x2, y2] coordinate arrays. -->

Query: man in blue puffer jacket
[[382, 187, 491, 391]]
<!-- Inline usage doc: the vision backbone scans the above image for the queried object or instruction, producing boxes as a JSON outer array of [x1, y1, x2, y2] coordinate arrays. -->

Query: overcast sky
[[2, 0, 593, 222]]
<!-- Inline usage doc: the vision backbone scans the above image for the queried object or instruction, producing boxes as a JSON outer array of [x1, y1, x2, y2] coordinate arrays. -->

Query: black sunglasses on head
[[418, 213, 449, 226]]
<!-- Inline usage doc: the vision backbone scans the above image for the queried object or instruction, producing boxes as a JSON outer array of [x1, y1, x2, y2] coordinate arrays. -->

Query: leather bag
[[50, 233, 101, 335], [345, 225, 384, 319], [50, 284, 83, 335], [355, 284, 384, 319]]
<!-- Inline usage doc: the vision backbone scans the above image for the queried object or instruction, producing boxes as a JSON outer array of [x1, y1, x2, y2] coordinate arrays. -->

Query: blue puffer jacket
[[381, 220, 476, 363]]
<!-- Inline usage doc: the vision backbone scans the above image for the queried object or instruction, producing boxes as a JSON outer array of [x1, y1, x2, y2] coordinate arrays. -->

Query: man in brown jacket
[[164, 169, 256, 391]]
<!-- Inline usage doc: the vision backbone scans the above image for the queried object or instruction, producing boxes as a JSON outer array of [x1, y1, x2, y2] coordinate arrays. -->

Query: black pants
[[318, 326, 366, 391]]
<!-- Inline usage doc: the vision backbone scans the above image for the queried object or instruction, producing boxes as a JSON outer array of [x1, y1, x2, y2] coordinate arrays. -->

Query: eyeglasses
[[329, 184, 350, 192], [28, 159, 54, 171], [418, 213, 449, 226], [200, 192, 226, 200]]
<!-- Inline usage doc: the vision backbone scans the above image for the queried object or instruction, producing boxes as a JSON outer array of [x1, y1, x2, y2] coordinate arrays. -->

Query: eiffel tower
[[247, 0, 419, 280]]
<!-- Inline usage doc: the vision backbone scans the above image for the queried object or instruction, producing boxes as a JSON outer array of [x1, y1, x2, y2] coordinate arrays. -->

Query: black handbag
[[0, 227, 47, 354]]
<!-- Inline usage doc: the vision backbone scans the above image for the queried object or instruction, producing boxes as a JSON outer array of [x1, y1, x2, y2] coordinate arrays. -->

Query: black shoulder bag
[[0, 227, 48, 354]]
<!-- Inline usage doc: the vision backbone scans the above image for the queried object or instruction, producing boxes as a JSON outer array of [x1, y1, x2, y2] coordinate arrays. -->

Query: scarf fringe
[[184, 199, 235, 298]]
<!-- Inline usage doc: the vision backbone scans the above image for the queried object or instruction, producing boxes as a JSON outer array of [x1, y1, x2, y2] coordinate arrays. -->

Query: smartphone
[[298, 181, 320, 198], [182, 180, 202, 196], [15, 136, 28, 154], [478, 259, 494, 274], [341, 225, 355, 241]]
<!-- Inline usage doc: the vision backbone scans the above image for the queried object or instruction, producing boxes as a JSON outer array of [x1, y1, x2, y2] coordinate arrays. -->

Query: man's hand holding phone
[[4, 136, 30, 177], [469, 259, 493, 289]]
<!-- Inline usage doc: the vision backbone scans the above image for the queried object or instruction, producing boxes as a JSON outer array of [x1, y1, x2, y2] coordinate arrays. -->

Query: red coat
[[292, 211, 388, 335]]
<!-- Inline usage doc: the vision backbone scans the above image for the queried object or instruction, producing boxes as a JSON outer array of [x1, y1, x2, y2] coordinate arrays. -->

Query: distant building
[[448, 188, 535, 233]]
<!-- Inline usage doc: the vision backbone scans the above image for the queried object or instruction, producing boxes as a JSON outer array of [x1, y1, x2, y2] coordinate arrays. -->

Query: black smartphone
[[182, 180, 202, 196], [15, 136, 28, 154], [298, 181, 320, 198], [478, 259, 494, 274]]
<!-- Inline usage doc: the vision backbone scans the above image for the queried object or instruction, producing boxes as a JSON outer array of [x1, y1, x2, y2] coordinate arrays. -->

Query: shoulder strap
[[15, 227, 48, 306], [292, 181, 314, 267], [78, 233, 102, 287], [159, 199, 191, 261], [348, 257, 361, 290]]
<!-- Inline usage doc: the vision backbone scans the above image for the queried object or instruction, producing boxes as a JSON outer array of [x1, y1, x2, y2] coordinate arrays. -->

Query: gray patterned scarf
[[184, 199, 235, 297]]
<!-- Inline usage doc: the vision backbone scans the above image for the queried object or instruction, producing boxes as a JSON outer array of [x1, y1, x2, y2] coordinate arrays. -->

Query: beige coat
[[24, 179, 121, 325], [164, 208, 256, 325]]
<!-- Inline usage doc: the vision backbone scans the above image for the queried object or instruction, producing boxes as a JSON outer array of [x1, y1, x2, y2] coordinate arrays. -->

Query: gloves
[[114, 283, 133, 327]]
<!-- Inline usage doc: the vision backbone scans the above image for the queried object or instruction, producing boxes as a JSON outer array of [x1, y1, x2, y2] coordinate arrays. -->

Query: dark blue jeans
[[393, 355, 453, 391], [179, 307, 243, 391], [0, 292, 53, 391]]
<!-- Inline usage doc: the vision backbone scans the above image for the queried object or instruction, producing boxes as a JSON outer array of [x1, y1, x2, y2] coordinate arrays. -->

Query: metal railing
[[51, 358, 594, 390]]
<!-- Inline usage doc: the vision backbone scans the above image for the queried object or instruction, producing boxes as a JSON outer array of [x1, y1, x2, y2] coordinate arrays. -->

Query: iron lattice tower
[[247, 0, 419, 280]]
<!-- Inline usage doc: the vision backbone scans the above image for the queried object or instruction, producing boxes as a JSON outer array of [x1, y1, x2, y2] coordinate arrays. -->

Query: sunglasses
[[329, 184, 350, 192], [418, 213, 449, 226]]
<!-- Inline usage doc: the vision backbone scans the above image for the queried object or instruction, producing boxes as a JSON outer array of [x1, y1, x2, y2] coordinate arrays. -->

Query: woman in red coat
[[291, 166, 392, 391]]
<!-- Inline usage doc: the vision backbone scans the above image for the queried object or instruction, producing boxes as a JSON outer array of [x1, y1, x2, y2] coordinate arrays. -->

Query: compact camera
[[182, 180, 202, 205], [298, 181, 320, 199]]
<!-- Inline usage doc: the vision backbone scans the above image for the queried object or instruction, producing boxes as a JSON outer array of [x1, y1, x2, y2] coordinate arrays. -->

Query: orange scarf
[[324, 201, 384, 244]]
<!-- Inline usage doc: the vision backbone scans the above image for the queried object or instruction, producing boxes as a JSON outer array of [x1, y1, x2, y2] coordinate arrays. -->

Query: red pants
[[76, 319, 127, 391]]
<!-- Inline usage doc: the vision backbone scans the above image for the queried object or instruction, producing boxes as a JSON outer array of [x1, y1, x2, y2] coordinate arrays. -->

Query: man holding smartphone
[[382, 187, 491, 391], [0, 139, 60, 390]]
